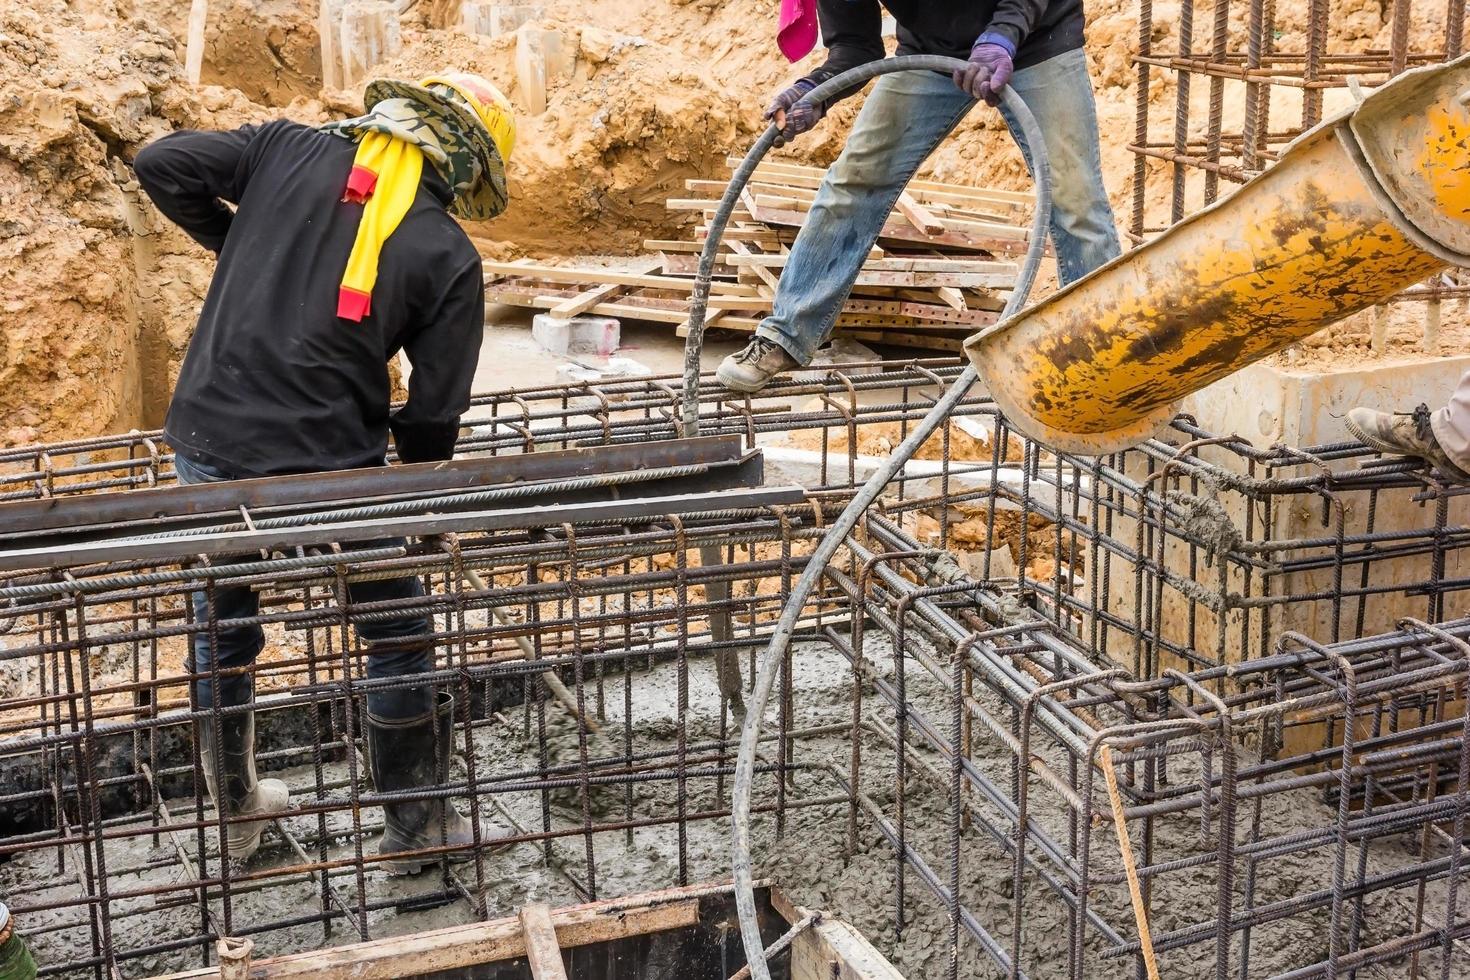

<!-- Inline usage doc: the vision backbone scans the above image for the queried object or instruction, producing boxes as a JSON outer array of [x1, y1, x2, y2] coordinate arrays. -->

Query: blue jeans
[[757, 49, 1122, 364], [175, 453, 435, 720]]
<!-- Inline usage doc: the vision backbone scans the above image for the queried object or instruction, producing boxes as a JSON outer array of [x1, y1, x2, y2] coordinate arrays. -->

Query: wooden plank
[[727, 238, 781, 293], [657, 252, 739, 277], [489, 293, 767, 330], [724, 155, 1034, 206], [737, 268, 1012, 289], [935, 286, 967, 311], [484, 262, 761, 295], [752, 194, 1028, 241], [771, 888, 914, 980], [547, 259, 660, 318], [151, 893, 702, 979], [748, 201, 1032, 256], [694, 177, 1019, 224], [726, 254, 1015, 274], [520, 904, 569, 980], [844, 329, 963, 352], [665, 197, 757, 212], [549, 280, 627, 318], [808, 918, 911, 980], [185, 0, 208, 85], [895, 191, 945, 234], [674, 307, 728, 336]]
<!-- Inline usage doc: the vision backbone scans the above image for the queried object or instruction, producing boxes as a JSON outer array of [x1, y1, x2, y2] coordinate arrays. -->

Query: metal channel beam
[[0, 436, 749, 538], [0, 487, 806, 573]]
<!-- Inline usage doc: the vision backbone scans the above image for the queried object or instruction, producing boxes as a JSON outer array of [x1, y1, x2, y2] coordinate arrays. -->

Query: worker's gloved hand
[[765, 78, 823, 147], [954, 33, 1015, 106]]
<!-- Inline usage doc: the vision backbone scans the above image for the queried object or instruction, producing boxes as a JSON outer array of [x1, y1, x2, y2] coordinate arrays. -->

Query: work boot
[[198, 710, 289, 863], [366, 692, 511, 875], [1345, 404, 1470, 482], [716, 336, 800, 393]]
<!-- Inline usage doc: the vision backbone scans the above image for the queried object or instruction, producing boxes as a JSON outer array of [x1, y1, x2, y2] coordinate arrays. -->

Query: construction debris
[[531, 311, 620, 356]]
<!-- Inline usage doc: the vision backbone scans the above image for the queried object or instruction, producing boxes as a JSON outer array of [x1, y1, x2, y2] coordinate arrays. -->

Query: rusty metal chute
[[965, 53, 1470, 455]]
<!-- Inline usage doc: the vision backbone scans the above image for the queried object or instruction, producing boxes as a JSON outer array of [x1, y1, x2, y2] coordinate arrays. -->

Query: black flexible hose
[[675, 54, 1055, 980]]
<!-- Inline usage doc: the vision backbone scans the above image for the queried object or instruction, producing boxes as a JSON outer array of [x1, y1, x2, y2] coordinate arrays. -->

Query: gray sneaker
[[1345, 403, 1470, 481], [716, 337, 800, 393]]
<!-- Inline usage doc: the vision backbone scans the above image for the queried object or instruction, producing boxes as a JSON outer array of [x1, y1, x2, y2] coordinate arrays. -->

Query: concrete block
[[531, 313, 619, 356], [319, 0, 346, 89], [515, 26, 570, 115], [339, 0, 401, 88], [489, 3, 543, 35], [1096, 354, 1470, 675]]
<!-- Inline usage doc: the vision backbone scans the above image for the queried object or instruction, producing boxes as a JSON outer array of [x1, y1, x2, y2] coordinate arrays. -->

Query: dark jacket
[[134, 119, 484, 478], [807, 0, 1085, 87]]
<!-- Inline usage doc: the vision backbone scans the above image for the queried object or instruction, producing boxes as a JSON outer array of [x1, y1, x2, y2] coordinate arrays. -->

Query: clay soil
[[5, 0, 1468, 446]]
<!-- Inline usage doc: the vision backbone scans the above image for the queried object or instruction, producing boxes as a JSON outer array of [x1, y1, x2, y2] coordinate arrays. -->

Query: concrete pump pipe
[[964, 52, 1470, 455]]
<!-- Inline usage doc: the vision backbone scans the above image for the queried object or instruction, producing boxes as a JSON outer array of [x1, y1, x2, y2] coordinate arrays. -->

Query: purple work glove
[[765, 78, 823, 147], [954, 32, 1015, 106]]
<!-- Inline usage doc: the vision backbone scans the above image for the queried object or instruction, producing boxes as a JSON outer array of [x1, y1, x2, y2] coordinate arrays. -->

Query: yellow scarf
[[337, 132, 424, 321]]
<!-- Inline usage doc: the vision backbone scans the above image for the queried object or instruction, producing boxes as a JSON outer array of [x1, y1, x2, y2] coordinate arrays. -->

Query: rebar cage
[[1, 364, 1468, 978], [1129, 0, 1470, 325]]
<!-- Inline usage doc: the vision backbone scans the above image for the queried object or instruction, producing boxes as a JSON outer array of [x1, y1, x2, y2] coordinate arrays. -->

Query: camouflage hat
[[362, 76, 510, 221]]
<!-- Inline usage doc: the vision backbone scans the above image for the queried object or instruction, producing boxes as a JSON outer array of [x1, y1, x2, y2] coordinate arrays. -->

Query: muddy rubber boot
[[198, 711, 289, 863], [366, 693, 510, 875], [716, 336, 800, 393], [1345, 404, 1470, 482]]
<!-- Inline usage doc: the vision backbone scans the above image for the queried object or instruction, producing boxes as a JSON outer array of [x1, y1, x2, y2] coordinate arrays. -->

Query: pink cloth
[[778, 0, 819, 62]]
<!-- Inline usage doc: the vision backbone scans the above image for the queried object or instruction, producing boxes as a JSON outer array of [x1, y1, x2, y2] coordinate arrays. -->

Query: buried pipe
[[677, 55, 1055, 980]]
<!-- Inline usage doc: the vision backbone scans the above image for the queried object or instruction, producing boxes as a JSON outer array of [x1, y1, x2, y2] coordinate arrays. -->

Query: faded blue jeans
[[175, 453, 435, 721], [757, 48, 1122, 364]]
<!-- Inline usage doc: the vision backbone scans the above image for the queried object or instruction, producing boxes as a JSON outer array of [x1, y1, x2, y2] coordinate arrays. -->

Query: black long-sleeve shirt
[[808, 0, 1085, 87], [134, 119, 484, 478]]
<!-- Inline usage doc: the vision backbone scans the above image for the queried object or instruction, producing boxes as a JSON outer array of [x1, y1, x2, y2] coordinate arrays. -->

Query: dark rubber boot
[[198, 710, 289, 862], [366, 692, 509, 875]]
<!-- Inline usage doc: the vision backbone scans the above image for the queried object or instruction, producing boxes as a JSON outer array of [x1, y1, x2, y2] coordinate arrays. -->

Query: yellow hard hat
[[420, 72, 516, 164], [363, 71, 516, 220]]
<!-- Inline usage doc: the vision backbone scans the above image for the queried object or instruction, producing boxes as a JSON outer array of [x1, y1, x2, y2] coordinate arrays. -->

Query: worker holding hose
[[133, 72, 513, 871], [717, 0, 1121, 393]]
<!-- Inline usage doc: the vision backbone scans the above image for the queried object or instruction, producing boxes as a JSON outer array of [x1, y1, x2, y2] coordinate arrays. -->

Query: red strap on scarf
[[342, 165, 378, 204], [337, 285, 372, 321]]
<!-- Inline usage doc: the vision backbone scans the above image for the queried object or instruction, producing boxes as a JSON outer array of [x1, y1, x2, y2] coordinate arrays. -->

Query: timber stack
[[483, 157, 1038, 352]]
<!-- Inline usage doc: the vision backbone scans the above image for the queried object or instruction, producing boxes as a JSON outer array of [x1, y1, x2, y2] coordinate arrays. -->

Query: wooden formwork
[[148, 881, 905, 980]]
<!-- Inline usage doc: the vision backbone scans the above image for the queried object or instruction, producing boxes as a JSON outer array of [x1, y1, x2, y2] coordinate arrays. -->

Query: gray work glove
[[765, 78, 822, 147]]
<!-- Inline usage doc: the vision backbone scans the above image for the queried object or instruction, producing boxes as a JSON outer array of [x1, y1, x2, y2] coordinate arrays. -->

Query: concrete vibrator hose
[[676, 55, 1054, 980]]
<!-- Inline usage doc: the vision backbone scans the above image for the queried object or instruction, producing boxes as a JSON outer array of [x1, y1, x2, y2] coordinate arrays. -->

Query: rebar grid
[[830, 512, 1470, 979], [0, 495, 858, 978], [3, 373, 1469, 978], [1129, 0, 1470, 332], [0, 361, 979, 503]]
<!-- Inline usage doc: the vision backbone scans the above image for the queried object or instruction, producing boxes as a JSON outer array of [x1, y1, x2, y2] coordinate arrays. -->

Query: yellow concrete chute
[[964, 53, 1470, 455]]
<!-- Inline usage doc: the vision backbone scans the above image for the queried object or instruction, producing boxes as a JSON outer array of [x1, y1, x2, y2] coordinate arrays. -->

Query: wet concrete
[[2, 637, 1462, 978]]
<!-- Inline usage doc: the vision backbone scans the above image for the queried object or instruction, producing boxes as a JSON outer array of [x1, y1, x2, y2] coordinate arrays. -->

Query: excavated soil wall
[[5, 0, 1467, 440]]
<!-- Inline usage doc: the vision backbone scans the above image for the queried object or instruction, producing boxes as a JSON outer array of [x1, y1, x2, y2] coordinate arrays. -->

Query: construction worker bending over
[[1347, 374, 1470, 483], [718, 0, 1121, 393], [133, 72, 515, 872]]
